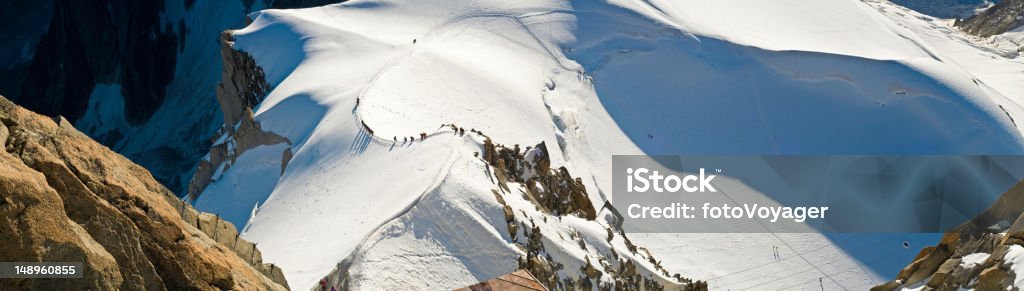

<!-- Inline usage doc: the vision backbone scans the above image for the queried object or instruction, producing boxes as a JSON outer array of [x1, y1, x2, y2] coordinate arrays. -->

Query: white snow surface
[[961, 252, 991, 269], [193, 143, 289, 229], [1005, 245, 1024, 288], [865, 0, 1024, 116], [195, 0, 1024, 289]]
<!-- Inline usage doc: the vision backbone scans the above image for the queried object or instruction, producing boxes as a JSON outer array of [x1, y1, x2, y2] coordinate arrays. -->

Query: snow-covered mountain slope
[[866, 0, 1024, 104], [192, 0, 1024, 289]]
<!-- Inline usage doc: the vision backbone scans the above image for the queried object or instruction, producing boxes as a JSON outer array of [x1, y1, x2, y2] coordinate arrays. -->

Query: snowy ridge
[[320, 135, 682, 289], [191, 0, 1024, 289]]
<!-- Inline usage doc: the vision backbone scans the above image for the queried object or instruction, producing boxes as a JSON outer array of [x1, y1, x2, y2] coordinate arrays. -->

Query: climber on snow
[[361, 121, 374, 135]]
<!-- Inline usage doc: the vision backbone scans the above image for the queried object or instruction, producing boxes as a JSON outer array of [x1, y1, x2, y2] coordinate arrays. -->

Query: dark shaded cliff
[[0, 0, 341, 195]]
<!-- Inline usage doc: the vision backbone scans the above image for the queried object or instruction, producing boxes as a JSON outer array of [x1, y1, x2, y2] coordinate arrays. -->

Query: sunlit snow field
[[191, 0, 1024, 289]]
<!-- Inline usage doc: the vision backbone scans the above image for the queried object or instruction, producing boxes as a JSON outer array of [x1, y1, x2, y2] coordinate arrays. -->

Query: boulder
[[925, 258, 960, 288], [976, 266, 1010, 291]]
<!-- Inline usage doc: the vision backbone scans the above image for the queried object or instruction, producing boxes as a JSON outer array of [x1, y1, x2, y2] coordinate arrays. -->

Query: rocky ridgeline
[[483, 139, 595, 220], [874, 179, 1024, 290], [312, 131, 706, 290], [483, 138, 707, 291], [955, 0, 1024, 38], [216, 30, 271, 128], [0, 95, 287, 290], [188, 30, 292, 201]]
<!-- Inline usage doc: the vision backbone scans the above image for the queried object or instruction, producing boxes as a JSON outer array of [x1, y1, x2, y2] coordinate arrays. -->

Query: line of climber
[[382, 122, 487, 146], [354, 97, 494, 147]]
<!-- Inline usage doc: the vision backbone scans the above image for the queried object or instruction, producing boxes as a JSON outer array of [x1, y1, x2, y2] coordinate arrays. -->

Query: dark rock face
[[956, 0, 1024, 37], [14, 0, 179, 125], [1, 0, 188, 194], [0, 0, 55, 103], [270, 0, 343, 9], [14, 1, 96, 126], [240, 0, 345, 11], [0, 95, 288, 290], [0, 0, 343, 196]]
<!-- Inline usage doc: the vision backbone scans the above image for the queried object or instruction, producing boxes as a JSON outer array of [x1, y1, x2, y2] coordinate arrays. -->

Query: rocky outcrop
[[956, 0, 1024, 37], [482, 139, 705, 290], [483, 140, 596, 220], [314, 132, 705, 290], [188, 107, 291, 201], [509, 219, 707, 291], [0, 95, 288, 290], [874, 179, 1024, 290], [188, 30, 292, 201], [216, 30, 271, 128]]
